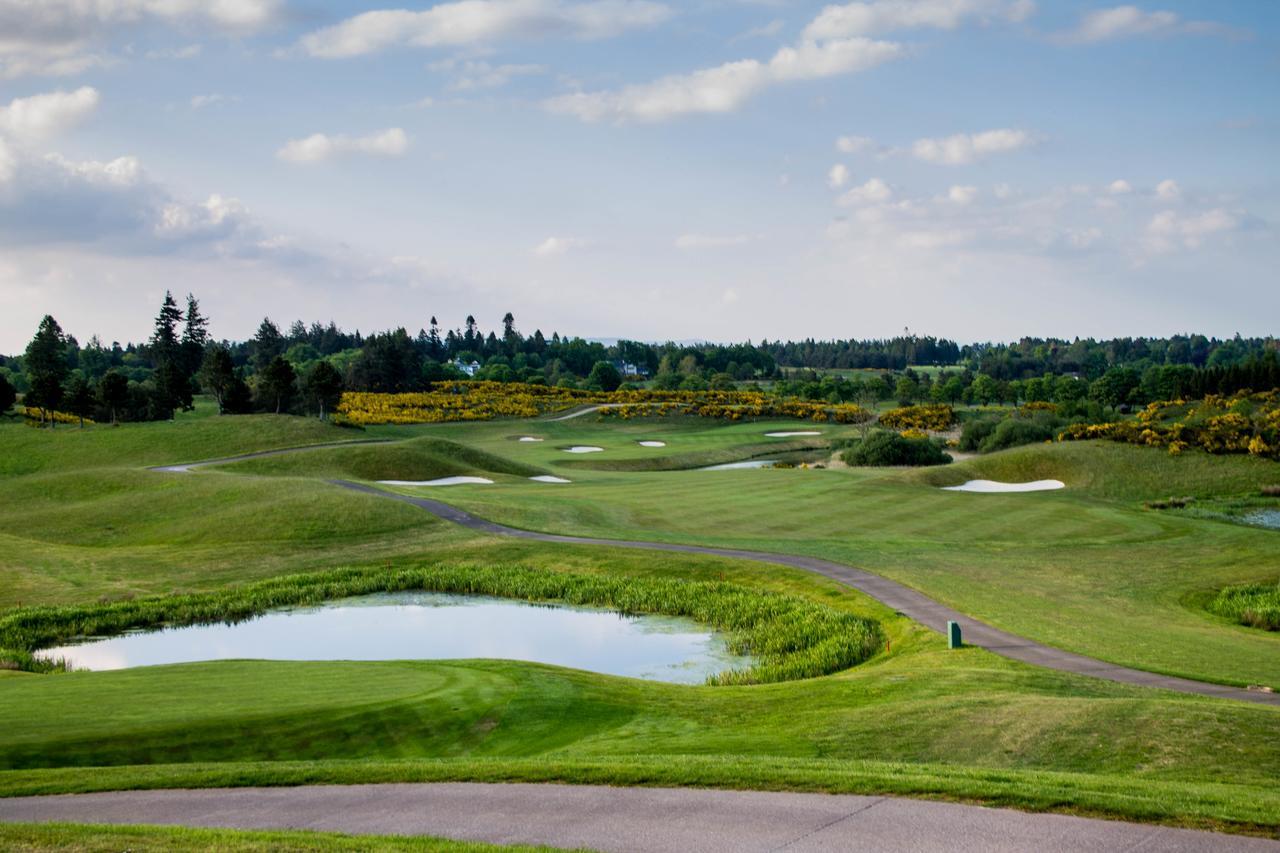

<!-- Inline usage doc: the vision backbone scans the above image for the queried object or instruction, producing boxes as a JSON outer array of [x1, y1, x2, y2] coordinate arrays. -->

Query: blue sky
[[0, 0, 1276, 350]]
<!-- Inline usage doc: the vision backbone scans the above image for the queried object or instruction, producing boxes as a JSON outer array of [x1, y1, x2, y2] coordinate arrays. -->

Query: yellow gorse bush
[[20, 407, 93, 426], [336, 382, 873, 426], [1058, 391, 1279, 460], [877, 404, 956, 432]]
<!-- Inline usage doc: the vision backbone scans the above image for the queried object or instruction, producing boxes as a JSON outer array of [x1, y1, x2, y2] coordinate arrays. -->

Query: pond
[[40, 592, 753, 684], [1243, 509, 1280, 530]]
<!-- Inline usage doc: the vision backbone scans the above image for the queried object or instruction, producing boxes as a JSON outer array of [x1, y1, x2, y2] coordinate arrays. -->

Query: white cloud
[[1107, 179, 1132, 195], [276, 128, 409, 164], [732, 19, 785, 43], [0, 86, 99, 143], [299, 0, 671, 58], [947, 184, 978, 205], [146, 44, 202, 60], [190, 93, 236, 109], [721, 287, 740, 304], [534, 236, 583, 256], [1062, 5, 1225, 43], [43, 153, 142, 187], [803, 0, 1033, 40], [675, 233, 751, 249], [1146, 208, 1238, 251], [911, 128, 1033, 165], [0, 0, 279, 78], [827, 163, 850, 188], [546, 36, 902, 123], [430, 59, 547, 90], [835, 134, 874, 154], [838, 177, 892, 205], [1155, 178, 1180, 200]]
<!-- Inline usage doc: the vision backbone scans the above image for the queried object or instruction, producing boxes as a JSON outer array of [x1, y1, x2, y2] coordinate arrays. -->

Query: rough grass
[[219, 436, 546, 481], [0, 821, 562, 852], [0, 564, 883, 685], [1209, 580, 1280, 631]]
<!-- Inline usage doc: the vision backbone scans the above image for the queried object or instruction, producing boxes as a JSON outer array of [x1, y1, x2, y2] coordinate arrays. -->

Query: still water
[[42, 592, 753, 684]]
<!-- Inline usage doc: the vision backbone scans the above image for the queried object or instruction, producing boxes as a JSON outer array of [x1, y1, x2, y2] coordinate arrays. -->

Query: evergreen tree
[[63, 374, 95, 428], [251, 318, 285, 372], [150, 291, 192, 416], [302, 360, 344, 419], [259, 356, 296, 414], [180, 293, 210, 376], [0, 373, 16, 415], [97, 370, 129, 425], [23, 315, 70, 426], [197, 346, 237, 414]]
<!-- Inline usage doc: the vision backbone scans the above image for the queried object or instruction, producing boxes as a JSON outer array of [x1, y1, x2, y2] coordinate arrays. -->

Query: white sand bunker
[[378, 477, 494, 487], [530, 475, 572, 484], [703, 460, 777, 471], [563, 446, 604, 454], [638, 440, 666, 447], [518, 436, 544, 442], [943, 479, 1065, 493], [765, 431, 821, 437]]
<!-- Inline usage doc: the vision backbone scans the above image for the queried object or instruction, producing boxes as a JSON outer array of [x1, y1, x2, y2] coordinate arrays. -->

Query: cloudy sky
[[0, 0, 1276, 350]]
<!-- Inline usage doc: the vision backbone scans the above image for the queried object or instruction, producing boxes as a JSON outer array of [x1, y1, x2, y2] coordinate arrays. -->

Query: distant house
[[452, 359, 481, 377], [613, 360, 650, 378]]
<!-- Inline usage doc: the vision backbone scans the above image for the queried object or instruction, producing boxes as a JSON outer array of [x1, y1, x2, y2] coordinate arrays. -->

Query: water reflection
[[42, 592, 753, 684]]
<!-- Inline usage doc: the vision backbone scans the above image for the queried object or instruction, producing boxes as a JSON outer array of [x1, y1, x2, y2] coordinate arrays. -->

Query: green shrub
[[959, 416, 1000, 451], [842, 431, 951, 467], [979, 417, 1056, 453], [1208, 580, 1280, 631]]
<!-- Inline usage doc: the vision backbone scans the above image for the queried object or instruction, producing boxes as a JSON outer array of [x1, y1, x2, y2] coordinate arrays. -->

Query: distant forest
[[2, 292, 1277, 424]]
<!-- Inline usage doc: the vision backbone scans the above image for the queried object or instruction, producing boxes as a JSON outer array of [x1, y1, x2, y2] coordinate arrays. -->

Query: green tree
[[587, 360, 622, 392], [968, 374, 999, 406], [302, 360, 344, 419], [197, 346, 237, 414], [894, 376, 918, 405], [63, 374, 95, 428], [259, 356, 296, 414], [1089, 367, 1140, 411], [97, 370, 129, 425], [150, 291, 192, 417], [250, 318, 285, 373], [23, 315, 70, 426], [179, 293, 210, 376], [0, 372, 16, 416]]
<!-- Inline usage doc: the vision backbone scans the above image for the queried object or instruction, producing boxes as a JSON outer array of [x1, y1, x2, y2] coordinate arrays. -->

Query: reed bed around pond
[[0, 564, 883, 685], [1209, 580, 1280, 631]]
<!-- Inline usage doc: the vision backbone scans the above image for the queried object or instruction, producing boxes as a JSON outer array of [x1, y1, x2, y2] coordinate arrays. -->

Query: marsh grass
[[1209, 580, 1280, 630], [0, 564, 883, 685]]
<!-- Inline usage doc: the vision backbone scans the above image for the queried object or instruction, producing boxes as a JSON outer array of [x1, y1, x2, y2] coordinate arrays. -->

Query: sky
[[0, 0, 1277, 351]]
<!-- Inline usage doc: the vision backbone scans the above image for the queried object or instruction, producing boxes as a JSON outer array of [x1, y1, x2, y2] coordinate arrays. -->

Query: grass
[[3, 409, 1280, 835], [0, 822, 566, 851], [221, 436, 547, 481], [0, 563, 884, 684]]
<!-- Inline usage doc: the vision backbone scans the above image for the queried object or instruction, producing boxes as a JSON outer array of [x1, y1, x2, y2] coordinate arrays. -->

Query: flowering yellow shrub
[[877, 405, 956, 432], [1020, 401, 1058, 412], [336, 382, 873, 426], [20, 407, 92, 426], [1059, 391, 1279, 460]]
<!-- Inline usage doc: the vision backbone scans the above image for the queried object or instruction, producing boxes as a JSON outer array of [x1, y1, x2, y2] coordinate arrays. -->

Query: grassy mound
[[0, 564, 883, 687], [1209, 580, 1280, 630], [220, 437, 545, 482], [0, 414, 347, 477], [911, 440, 1280, 502], [559, 438, 827, 471]]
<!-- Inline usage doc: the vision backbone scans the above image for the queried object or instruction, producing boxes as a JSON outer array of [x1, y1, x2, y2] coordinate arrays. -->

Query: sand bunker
[[943, 479, 1065, 493], [530, 475, 572, 484], [518, 436, 544, 442], [563, 446, 604, 454], [702, 460, 777, 471], [638, 440, 666, 447], [765, 431, 821, 437], [377, 477, 494, 487]]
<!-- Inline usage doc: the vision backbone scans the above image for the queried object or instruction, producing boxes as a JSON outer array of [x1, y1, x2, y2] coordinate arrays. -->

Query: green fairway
[[1, 410, 1278, 834]]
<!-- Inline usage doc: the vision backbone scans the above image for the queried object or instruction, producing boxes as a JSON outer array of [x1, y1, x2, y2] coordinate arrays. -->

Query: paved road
[[2, 783, 1274, 852], [333, 480, 1280, 707]]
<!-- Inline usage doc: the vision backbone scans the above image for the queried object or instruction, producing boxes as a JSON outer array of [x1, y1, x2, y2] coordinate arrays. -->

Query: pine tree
[[180, 293, 210, 377], [23, 315, 69, 426]]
